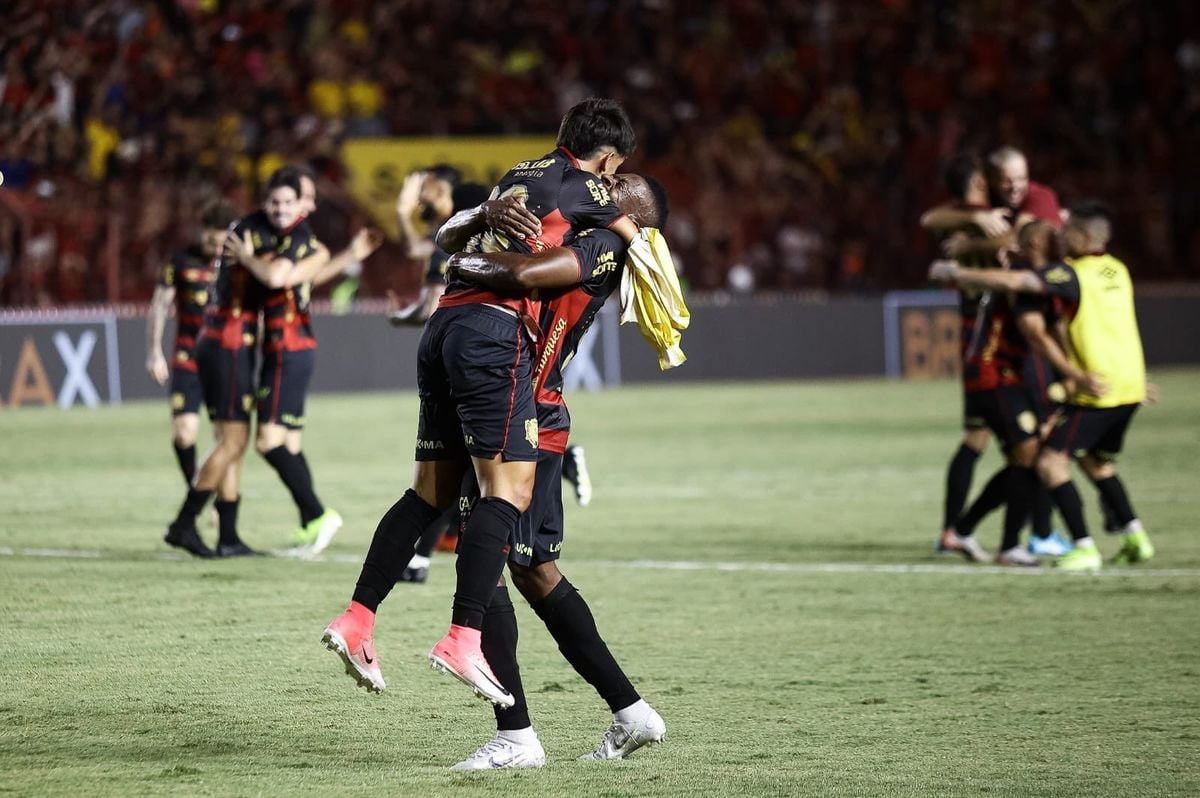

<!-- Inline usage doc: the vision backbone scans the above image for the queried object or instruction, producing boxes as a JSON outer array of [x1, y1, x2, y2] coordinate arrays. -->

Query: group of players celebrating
[[149, 166, 384, 558], [148, 98, 672, 770], [924, 147, 1155, 571]]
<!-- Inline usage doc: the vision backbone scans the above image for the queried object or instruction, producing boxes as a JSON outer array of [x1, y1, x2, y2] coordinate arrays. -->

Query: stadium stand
[[1, 0, 1197, 306]]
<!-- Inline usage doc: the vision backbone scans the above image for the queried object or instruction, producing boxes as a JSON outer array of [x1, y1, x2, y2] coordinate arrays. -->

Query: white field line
[[2, 546, 1200, 579]]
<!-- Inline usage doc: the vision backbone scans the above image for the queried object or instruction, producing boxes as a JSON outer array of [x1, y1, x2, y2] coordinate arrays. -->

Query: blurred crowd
[[1, 0, 1198, 306]]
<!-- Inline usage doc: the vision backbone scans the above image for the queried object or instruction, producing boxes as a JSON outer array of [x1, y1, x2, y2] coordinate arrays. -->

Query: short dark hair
[[200, 200, 238, 231], [265, 167, 303, 197], [1068, 199, 1112, 223], [943, 152, 982, 199], [643, 175, 669, 229], [556, 98, 636, 159], [424, 164, 462, 186]]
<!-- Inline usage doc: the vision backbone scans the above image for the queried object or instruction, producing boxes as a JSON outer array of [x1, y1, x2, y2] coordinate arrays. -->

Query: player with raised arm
[[321, 98, 639, 706], [146, 201, 238, 487], [929, 201, 1155, 570]]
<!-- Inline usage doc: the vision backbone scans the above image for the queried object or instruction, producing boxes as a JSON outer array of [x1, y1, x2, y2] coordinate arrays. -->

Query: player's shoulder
[[502, 150, 565, 181], [1038, 261, 1077, 284], [238, 209, 269, 233]]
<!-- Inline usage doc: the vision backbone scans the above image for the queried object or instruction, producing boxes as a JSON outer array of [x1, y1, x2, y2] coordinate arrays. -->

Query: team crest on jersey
[[1101, 265, 1117, 279], [171, 392, 185, 410], [524, 418, 539, 448], [1043, 267, 1072, 284]]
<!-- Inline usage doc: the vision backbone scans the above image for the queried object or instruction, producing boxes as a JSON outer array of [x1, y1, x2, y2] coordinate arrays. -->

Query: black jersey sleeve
[[566, 229, 626, 296], [277, 222, 318, 263], [559, 171, 627, 231], [1037, 263, 1080, 303], [158, 251, 185, 288]]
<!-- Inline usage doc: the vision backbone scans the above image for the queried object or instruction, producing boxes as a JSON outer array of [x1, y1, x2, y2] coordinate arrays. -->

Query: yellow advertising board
[[341, 136, 557, 238]]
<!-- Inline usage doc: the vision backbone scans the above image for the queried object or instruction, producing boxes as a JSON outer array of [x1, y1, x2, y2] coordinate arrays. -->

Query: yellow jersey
[[1039, 254, 1145, 408]]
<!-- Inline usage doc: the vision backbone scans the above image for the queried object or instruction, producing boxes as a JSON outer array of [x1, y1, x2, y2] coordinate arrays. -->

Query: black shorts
[[1046, 403, 1139, 461], [196, 339, 256, 424], [963, 386, 1039, 449], [1023, 353, 1066, 422], [258, 348, 315, 430], [169, 367, 204, 416], [415, 304, 538, 462], [457, 449, 564, 567]]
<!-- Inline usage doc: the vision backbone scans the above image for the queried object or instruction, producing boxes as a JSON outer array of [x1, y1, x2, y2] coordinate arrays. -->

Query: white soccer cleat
[[581, 706, 667, 760], [304, 509, 344, 559], [450, 733, 546, 771], [996, 546, 1040, 567], [938, 530, 990, 563]]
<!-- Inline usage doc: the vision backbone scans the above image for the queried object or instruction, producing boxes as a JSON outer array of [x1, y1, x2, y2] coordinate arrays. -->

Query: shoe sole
[[429, 654, 515, 708], [321, 628, 385, 693], [306, 517, 344, 560]]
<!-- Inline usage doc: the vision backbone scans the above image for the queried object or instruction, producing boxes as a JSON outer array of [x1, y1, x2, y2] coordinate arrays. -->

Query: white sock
[[497, 726, 538, 745], [407, 554, 431, 569], [1122, 519, 1144, 534], [1075, 536, 1095, 549], [614, 699, 651, 724]]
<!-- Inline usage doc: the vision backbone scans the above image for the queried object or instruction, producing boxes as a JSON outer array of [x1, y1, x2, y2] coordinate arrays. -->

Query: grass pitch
[[2, 372, 1199, 797]]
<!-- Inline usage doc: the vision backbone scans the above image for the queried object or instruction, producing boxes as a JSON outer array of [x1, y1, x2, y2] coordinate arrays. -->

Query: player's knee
[[1080, 454, 1116, 481], [509, 561, 562, 602], [254, 438, 276, 456], [963, 428, 990, 453], [1036, 449, 1069, 487], [1010, 439, 1038, 469]]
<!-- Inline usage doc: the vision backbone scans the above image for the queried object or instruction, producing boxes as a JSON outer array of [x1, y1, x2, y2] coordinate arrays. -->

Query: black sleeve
[[1036, 263, 1080, 304], [277, 222, 318, 263], [1010, 264, 1048, 316], [565, 230, 625, 295], [559, 171, 627, 231], [158, 252, 183, 288], [426, 245, 450, 284]]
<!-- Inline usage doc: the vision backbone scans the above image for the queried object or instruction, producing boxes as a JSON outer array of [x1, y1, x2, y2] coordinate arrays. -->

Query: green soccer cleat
[[1054, 541, 1103, 572], [293, 509, 343, 558], [1112, 529, 1155, 565]]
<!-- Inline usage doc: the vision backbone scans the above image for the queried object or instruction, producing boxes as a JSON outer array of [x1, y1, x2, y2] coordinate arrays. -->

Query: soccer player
[[390, 165, 491, 327], [146, 201, 238, 486], [442, 172, 670, 769], [237, 165, 383, 556], [929, 201, 1155, 571], [322, 97, 639, 707]]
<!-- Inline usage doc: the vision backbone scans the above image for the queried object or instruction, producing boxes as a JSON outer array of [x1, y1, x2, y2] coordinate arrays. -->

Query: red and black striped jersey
[[533, 228, 628, 453], [439, 148, 627, 321], [158, 245, 215, 373]]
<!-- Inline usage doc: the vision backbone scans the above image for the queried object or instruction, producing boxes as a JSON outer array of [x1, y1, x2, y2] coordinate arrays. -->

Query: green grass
[[2, 371, 1199, 797]]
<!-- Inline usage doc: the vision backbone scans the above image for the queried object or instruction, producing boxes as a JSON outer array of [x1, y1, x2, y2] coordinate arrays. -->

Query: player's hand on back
[[482, 197, 541, 241], [1079, 372, 1109, 398], [941, 233, 972, 259], [146, 351, 169, 385], [971, 208, 1011, 238], [224, 230, 255, 265]]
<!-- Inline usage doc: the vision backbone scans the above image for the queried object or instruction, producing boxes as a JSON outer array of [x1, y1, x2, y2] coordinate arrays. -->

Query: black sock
[[215, 497, 240, 545], [954, 466, 1008, 537], [262, 446, 324, 525], [414, 508, 456, 558], [483, 586, 531, 730], [1093, 475, 1136, 532], [1001, 466, 1037, 551], [943, 443, 981, 530], [531, 578, 640, 713], [1050, 482, 1090, 542], [174, 487, 213, 527], [1031, 481, 1054, 539], [452, 497, 520, 630], [173, 443, 196, 485], [352, 489, 442, 612]]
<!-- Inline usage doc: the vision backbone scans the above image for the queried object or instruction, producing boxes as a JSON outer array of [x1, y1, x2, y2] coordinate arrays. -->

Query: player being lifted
[[146, 200, 238, 488], [437, 171, 671, 769], [322, 98, 640, 708], [930, 201, 1155, 570]]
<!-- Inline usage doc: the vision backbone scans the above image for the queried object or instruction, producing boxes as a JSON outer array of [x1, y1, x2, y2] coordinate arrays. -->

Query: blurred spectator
[[0, 0, 1197, 307]]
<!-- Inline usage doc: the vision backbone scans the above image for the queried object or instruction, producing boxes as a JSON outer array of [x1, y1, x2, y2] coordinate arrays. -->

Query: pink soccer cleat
[[429, 625, 514, 707], [321, 602, 386, 693]]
